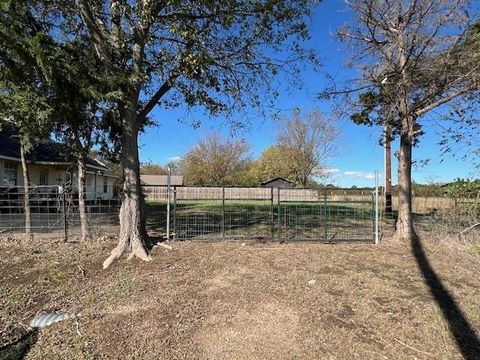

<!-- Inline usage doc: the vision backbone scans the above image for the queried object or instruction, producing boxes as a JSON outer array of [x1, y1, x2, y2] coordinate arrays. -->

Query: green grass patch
[[105, 278, 139, 301]]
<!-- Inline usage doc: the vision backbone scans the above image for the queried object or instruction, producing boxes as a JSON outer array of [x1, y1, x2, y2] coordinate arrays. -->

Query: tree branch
[[77, 0, 114, 71], [138, 73, 180, 119], [415, 84, 479, 117]]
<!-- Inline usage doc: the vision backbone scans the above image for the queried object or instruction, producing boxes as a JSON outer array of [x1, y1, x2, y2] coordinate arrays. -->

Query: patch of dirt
[[197, 301, 300, 360], [0, 235, 479, 359]]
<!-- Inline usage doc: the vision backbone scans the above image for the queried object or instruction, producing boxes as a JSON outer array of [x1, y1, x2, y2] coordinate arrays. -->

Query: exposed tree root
[[103, 236, 152, 269]]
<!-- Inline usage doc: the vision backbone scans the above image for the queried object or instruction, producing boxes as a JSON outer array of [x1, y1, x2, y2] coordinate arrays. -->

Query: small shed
[[260, 177, 294, 189]]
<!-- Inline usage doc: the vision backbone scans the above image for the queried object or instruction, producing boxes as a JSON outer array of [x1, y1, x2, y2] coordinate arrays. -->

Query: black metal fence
[[0, 185, 120, 240]]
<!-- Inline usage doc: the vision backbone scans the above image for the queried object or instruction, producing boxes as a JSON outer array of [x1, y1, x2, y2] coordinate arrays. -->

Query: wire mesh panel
[[278, 188, 374, 242], [174, 187, 224, 240], [0, 185, 120, 239], [223, 187, 272, 240], [142, 185, 376, 243], [325, 199, 374, 242], [0, 186, 65, 236], [172, 187, 273, 240], [65, 194, 121, 240]]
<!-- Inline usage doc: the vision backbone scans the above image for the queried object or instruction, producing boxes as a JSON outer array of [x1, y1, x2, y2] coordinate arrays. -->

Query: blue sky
[[139, 1, 477, 188]]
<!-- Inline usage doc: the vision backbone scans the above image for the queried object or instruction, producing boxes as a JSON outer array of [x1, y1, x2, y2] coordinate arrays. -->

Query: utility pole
[[384, 124, 392, 215]]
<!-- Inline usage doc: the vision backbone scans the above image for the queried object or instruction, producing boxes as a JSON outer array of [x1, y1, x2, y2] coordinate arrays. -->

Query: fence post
[[62, 186, 67, 242], [277, 188, 281, 242], [323, 189, 328, 242], [270, 187, 274, 241], [166, 172, 171, 239], [173, 186, 177, 241], [375, 170, 380, 245], [222, 186, 225, 239]]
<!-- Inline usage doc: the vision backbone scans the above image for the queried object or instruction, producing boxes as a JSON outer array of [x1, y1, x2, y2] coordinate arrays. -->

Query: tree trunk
[[20, 142, 32, 240], [77, 155, 89, 242], [395, 119, 417, 241], [103, 110, 151, 269]]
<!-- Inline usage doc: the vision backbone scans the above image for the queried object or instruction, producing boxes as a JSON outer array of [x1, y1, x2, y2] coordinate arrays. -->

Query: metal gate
[[144, 184, 380, 243], [276, 189, 375, 242]]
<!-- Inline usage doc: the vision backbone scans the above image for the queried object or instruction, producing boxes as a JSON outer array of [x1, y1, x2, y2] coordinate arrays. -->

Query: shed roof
[[260, 177, 294, 185], [140, 175, 184, 186]]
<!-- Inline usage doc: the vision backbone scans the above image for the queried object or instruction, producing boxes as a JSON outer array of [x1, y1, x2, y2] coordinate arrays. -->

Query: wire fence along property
[[3, 183, 476, 242], [380, 190, 480, 235], [145, 186, 379, 243], [0, 186, 120, 240]]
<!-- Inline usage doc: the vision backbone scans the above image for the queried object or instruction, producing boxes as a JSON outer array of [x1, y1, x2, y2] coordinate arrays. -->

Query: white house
[[0, 128, 118, 201]]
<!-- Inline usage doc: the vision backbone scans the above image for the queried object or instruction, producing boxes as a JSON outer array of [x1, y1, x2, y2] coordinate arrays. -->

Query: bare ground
[[1, 233, 480, 359]]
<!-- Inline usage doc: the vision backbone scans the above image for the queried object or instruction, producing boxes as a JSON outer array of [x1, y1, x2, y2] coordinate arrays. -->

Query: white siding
[[0, 159, 115, 200], [85, 173, 114, 200]]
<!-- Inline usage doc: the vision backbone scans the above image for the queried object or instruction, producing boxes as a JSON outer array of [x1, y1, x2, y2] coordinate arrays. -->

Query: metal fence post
[[323, 189, 328, 241], [222, 186, 225, 239], [173, 186, 177, 241], [375, 170, 380, 245], [166, 172, 171, 239], [62, 186, 67, 242], [277, 188, 281, 242], [270, 187, 274, 241]]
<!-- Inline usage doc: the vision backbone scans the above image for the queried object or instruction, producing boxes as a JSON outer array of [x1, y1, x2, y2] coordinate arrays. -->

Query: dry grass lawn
[[1, 233, 480, 359]]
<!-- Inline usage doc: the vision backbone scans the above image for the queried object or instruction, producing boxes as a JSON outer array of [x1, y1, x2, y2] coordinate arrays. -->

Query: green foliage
[[0, 0, 121, 162], [444, 179, 480, 199], [140, 163, 168, 175], [350, 91, 381, 126], [0, 0, 55, 148], [253, 145, 297, 183]]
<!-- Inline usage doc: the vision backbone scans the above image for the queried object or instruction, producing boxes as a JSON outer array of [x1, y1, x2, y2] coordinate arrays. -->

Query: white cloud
[[167, 156, 182, 162], [344, 171, 377, 180], [314, 168, 340, 179], [324, 168, 340, 174]]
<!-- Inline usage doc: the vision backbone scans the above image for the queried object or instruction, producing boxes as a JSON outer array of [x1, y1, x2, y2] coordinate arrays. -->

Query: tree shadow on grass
[[0, 328, 38, 360], [411, 235, 480, 359]]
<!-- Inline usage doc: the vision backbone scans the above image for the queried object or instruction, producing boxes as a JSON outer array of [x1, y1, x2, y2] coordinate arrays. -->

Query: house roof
[[260, 177, 294, 185], [141, 175, 184, 186], [0, 127, 108, 170]]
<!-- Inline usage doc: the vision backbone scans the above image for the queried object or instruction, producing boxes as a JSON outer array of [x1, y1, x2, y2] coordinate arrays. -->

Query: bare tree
[[276, 109, 338, 187], [322, 0, 480, 241], [181, 133, 252, 185]]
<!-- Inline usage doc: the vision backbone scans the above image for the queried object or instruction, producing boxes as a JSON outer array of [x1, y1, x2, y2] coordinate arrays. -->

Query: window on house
[[39, 168, 49, 185], [3, 161, 18, 185], [103, 177, 108, 193]]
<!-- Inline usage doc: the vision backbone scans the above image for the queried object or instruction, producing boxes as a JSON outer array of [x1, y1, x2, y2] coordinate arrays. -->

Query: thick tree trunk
[[77, 156, 89, 242], [395, 120, 417, 241], [20, 143, 32, 240], [103, 111, 151, 269]]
